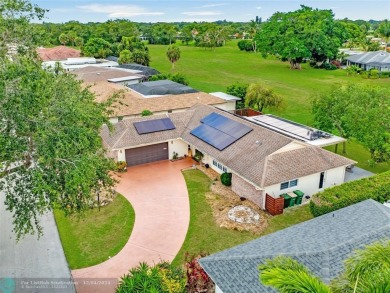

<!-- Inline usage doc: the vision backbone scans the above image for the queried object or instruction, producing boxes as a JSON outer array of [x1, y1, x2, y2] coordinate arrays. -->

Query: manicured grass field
[[54, 194, 135, 269], [149, 41, 390, 173], [173, 169, 313, 266]]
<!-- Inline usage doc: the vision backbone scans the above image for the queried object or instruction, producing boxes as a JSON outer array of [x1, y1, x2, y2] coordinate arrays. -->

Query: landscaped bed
[[54, 194, 135, 269], [173, 169, 313, 266]]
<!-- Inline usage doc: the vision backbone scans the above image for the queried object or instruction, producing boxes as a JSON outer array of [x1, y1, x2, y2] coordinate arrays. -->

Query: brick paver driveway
[[71, 158, 194, 293]]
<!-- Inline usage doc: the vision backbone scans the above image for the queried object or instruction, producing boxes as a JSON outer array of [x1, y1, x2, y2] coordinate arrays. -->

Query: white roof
[[107, 76, 143, 83], [247, 114, 346, 147], [64, 57, 96, 65], [209, 92, 241, 101]]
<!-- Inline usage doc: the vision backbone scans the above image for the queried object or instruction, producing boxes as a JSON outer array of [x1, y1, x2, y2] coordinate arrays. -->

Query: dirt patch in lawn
[[196, 165, 270, 234]]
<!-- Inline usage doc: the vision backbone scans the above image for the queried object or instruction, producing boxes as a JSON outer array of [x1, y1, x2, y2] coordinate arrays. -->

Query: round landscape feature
[[228, 205, 260, 224]]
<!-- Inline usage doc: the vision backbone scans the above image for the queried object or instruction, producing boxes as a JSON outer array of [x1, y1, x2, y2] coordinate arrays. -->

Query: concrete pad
[[72, 158, 194, 293], [0, 191, 75, 293], [344, 167, 374, 182]]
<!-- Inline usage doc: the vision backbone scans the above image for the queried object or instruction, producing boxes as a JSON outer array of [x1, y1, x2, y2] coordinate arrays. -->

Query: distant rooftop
[[37, 46, 80, 61], [117, 63, 160, 77], [246, 114, 345, 147], [209, 92, 241, 101], [128, 80, 198, 97], [72, 66, 142, 83], [346, 50, 390, 66]]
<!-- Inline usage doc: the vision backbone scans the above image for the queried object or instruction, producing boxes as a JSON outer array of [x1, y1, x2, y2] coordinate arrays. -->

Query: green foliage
[[115, 161, 127, 173], [166, 45, 181, 71], [330, 241, 390, 293], [0, 0, 46, 57], [118, 49, 132, 64], [310, 171, 390, 217], [74, 36, 84, 48], [312, 83, 390, 161], [147, 23, 177, 45], [255, 5, 346, 69], [82, 37, 112, 58], [369, 69, 379, 79], [116, 262, 185, 293], [58, 33, 69, 46], [0, 57, 116, 239], [237, 40, 254, 52], [149, 73, 189, 86], [220, 172, 232, 186], [141, 109, 153, 116], [245, 83, 284, 112], [259, 257, 331, 293], [226, 82, 248, 108], [346, 65, 362, 76]]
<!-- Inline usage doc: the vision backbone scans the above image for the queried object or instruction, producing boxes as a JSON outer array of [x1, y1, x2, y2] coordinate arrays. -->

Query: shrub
[[141, 109, 153, 116], [310, 171, 390, 217], [330, 60, 341, 68], [149, 73, 189, 85], [220, 172, 232, 186], [184, 253, 214, 293], [116, 262, 185, 293], [115, 161, 127, 172], [370, 69, 379, 79], [380, 71, 390, 78], [323, 62, 338, 70], [237, 40, 253, 52]]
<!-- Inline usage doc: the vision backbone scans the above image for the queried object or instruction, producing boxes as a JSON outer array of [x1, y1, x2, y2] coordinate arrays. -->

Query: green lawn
[[173, 169, 313, 266], [149, 41, 390, 174], [54, 194, 135, 269]]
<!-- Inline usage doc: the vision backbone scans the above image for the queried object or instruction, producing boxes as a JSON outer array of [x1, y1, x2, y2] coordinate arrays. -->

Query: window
[[280, 182, 289, 190], [289, 179, 298, 187], [217, 163, 222, 169], [280, 179, 298, 190], [213, 160, 217, 167], [223, 166, 227, 172]]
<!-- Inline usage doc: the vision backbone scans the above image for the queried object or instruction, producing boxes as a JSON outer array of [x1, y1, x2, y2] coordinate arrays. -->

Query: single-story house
[[116, 63, 160, 78], [101, 104, 355, 210], [37, 46, 81, 61], [42, 57, 118, 72], [72, 66, 143, 85], [89, 81, 239, 123], [199, 199, 390, 293], [346, 50, 390, 71]]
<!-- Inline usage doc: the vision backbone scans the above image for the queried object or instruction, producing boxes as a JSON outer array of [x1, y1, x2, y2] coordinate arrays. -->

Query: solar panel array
[[134, 118, 175, 135], [191, 112, 252, 151]]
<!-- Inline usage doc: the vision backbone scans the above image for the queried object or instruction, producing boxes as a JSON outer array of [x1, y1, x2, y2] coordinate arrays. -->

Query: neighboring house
[[89, 81, 238, 123], [346, 50, 390, 71], [116, 63, 160, 78], [42, 57, 118, 72], [37, 46, 81, 61], [101, 104, 354, 210], [199, 199, 390, 293], [72, 66, 143, 85]]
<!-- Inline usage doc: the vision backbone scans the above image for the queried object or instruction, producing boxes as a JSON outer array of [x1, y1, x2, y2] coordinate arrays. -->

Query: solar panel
[[190, 124, 237, 151], [200, 112, 252, 138], [191, 112, 253, 151], [134, 118, 175, 135]]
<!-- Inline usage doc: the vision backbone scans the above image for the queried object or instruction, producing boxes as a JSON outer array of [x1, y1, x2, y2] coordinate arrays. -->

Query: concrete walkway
[[72, 158, 194, 293]]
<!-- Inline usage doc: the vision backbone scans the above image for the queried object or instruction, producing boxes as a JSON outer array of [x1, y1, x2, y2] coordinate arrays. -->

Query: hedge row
[[310, 171, 390, 217]]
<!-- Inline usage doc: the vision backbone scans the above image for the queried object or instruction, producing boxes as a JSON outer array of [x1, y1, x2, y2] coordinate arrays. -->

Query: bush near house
[[220, 172, 232, 186], [310, 171, 390, 217], [237, 40, 254, 52]]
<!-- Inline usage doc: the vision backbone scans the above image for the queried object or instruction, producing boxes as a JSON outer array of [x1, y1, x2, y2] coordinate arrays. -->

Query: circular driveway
[[71, 158, 193, 293]]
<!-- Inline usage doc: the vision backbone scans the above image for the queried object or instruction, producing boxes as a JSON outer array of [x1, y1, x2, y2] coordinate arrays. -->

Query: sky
[[33, 0, 390, 23]]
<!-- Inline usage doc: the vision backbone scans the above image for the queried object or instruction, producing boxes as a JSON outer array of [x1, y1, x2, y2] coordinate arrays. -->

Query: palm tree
[[258, 240, 390, 293], [166, 45, 181, 72]]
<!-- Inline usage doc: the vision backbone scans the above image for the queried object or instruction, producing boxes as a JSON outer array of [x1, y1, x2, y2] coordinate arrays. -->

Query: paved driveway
[[72, 158, 194, 293]]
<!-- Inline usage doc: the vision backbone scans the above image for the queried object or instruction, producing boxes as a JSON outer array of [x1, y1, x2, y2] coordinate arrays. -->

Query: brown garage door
[[125, 142, 169, 167]]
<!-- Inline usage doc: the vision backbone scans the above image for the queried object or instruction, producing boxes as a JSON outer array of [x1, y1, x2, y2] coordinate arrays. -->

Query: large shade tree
[[312, 83, 390, 162], [82, 37, 112, 58], [378, 19, 390, 51], [255, 6, 347, 69]]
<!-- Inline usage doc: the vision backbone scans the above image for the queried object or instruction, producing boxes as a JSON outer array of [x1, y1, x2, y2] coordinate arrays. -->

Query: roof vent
[[256, 140, 262, 145]]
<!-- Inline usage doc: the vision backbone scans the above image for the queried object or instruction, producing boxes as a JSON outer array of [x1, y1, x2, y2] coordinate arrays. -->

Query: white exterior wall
[[117, 149, 126, 162], [215, 101, 237, 112], [168, 139, 188, 159], [264, 166, 347, 199], [202, 154, 229, 175]]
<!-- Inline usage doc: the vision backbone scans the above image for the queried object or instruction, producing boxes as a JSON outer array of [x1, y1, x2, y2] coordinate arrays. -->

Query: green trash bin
[[281, 193, 291, 209], [293, 190, 304, 205], [289, 195, 296, 207]]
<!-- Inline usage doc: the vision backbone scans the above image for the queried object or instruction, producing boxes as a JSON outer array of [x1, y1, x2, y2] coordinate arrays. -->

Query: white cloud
[[182, 11, 222, 16], [76, 4, 164, 18], [256, 6, 262, 10], [201, 3, 226, 8], [51, 8, 74, 13]]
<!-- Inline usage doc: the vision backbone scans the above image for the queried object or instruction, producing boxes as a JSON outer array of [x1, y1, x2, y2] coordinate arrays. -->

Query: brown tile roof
[[263, 146, 356, 186], [37, 46, 80, 61], [88, 81, 226, 117], [101, 104, 356, 188], [72, 66, 142, 83]]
